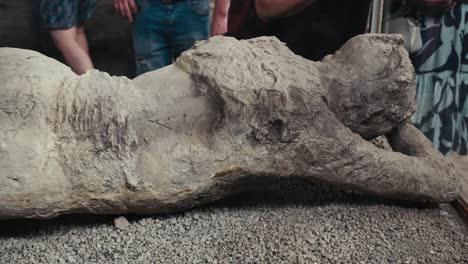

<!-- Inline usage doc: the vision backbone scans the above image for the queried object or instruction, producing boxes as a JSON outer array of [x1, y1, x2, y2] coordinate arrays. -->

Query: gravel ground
[[1, 180, 467, 264]]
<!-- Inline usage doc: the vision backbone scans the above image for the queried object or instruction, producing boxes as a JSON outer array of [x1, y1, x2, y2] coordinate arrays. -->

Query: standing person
[[214, 0, 371, 61], [410, 1, 468, 155], [114, 0, 210, 75], [40, 0, 96, 75]]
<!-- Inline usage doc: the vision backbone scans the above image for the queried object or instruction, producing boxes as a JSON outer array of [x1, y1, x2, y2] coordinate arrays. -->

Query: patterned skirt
[[411, 3, 468, 155]]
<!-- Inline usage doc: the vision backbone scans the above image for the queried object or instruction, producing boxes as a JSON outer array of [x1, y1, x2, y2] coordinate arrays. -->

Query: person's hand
[[114, 0, 138, 22], [211, 14, 228, 36]]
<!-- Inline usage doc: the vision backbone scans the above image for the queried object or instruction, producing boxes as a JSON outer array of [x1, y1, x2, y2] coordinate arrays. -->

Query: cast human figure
[[0, 35, 460, 219]]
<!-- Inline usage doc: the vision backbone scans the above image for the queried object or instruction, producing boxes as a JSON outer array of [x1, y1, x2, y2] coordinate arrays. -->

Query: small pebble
[[114, 216, 131, 230], [439, 210, 449, 216]]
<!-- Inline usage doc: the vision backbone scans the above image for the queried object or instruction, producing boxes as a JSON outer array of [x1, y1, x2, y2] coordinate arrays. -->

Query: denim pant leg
[[133, 1, 172, 75], [172, 0, 209, 59]]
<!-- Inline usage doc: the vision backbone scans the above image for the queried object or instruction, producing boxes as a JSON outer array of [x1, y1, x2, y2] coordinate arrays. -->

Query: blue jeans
[[133, 0, 209, 75]]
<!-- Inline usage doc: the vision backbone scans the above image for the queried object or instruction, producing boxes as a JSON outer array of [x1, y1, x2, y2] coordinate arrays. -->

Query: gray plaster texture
[[0, 34, 461, 219], [0, 182, 467, 264]]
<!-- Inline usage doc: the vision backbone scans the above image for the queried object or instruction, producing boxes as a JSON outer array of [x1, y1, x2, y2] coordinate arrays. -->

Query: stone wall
[[0, 0, 215, 77]]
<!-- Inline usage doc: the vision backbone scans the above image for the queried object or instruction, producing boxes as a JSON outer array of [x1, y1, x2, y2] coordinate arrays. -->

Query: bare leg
[[49, 27, 94, 75]]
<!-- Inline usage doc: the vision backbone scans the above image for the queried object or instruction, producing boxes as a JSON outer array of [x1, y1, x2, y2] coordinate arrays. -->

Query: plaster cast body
[[0, 34, 460, 219]]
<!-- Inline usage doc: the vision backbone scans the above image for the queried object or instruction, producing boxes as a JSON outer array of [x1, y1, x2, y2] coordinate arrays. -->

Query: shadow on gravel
[[211, 179, 437, 209], [0, 179, 437, 238]]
